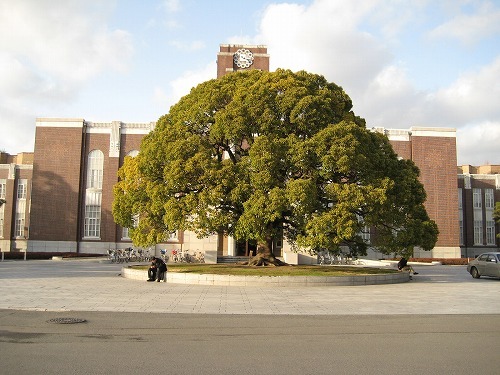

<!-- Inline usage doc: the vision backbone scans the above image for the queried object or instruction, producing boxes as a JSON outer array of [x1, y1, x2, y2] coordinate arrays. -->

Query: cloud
[[457, 122, 500, 165], [256, 1, 391, 94], [158, 0, 182, 29], [0, 1, 133, 84], [428, 2, 500, 44], [356, 64, 427, 127], [0, 0, 133, 153], [162, 0, 181, 13], [167, 62, 217, 108], [430, 56, 500, 124]]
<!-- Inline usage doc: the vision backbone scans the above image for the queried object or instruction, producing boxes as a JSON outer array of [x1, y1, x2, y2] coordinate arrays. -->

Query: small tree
[[494, 202, 500, 239], [113, 69, 438, 265]]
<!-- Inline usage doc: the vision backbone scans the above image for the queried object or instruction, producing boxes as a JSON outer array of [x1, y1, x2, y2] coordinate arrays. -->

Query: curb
[[121, 266, 409, 286]]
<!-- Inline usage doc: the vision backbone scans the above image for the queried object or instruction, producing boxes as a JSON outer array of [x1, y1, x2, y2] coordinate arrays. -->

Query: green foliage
[[494, 202, 500, 238], [113, 69, 438, 256]]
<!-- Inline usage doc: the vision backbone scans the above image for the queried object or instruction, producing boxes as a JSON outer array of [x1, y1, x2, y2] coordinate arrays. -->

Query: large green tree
[[113, 69, 438, 265]]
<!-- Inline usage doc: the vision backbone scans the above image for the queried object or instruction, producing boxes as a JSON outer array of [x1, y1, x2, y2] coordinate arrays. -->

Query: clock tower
[[217, 44, 269, 78]]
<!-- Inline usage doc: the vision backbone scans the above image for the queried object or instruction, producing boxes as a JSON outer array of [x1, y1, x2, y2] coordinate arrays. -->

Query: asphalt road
[[1, 311, 499, 375], [0, 259, 499, 374]]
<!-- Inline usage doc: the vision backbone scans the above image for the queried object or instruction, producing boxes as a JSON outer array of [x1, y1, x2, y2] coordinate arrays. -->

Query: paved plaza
[[0, 259, 499, 315]]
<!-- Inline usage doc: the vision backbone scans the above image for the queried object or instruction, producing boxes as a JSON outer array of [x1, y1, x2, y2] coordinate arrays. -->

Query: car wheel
[[470, 267, 480, 279]]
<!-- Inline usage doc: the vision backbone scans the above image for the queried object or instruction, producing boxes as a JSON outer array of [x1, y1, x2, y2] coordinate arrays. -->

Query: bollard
[[23, 250, 27, 261], [1, 251, 3, 262]]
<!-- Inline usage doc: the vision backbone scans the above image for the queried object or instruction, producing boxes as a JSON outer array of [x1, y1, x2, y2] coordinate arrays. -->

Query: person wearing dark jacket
[[154, 257, 167, 282], [147, 258, 157, 281], [397, 257, 419, 277]]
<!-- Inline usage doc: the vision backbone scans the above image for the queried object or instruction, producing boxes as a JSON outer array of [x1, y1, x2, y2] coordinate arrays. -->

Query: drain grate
[[47, 317, 87, 324]]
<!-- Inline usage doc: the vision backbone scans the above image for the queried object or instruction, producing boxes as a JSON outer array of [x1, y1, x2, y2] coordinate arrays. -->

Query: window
[[478, 254, 488, 261], [459, 210, 464, 245], [485, 189, 494, 209], [84, 204, 101, 238], [15, 200, 26, 238], [360, 225, 371, 243], [17, 179, 27, 199], [473, 188, 482, 209], [15, 216, 25, 237], [0, 179, 5, 238], [84, 152, 103, 239], [0, 205, 4, 238], [13, 180, 28, 238], [458, 188, 462, 209], [87, 150, 104, 189], [167, 231, 178, 241], [356, 215, 370, 244], [0, 179, 6, 199], [122, 214, 139, 240], [486, 221, 496, 245], [473, 220, 483, 245]]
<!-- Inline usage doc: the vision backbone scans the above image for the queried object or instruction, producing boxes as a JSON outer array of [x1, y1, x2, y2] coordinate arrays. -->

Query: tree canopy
[[113, 69, 438, 261]]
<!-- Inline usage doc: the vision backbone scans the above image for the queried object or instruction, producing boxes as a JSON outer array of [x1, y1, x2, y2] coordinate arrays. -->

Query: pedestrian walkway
[[0, 259, 498, 315]]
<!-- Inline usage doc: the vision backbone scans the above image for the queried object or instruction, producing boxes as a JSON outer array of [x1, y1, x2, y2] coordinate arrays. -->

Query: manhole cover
[[47, 317, 87, 324]]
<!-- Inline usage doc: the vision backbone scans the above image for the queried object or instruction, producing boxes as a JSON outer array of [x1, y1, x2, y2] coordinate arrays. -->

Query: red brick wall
[[30, 126, 84, 241], [390, 140, 412, 160], [410, 136, 459, 247]]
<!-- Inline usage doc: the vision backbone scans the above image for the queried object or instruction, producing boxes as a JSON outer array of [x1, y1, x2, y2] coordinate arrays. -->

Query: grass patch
[[130, 264, 397, 277]]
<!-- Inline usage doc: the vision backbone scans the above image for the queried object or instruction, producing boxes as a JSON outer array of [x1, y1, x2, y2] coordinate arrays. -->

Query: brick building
[[382, 127, 461, 258], [2, 44, 477, 261], [458, 165, 500, 258], [0, 152, 33, 253]]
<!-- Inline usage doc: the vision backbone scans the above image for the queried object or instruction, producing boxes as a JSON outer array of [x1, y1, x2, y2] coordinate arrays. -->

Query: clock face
[[233, 49, 254, 69]]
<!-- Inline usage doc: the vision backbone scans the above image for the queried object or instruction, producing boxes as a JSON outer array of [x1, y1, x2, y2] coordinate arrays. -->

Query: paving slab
[[0, 259, 499, 315]]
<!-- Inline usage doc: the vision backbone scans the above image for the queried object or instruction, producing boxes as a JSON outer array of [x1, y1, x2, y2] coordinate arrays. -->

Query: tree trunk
[[246, 237, 287, 266]]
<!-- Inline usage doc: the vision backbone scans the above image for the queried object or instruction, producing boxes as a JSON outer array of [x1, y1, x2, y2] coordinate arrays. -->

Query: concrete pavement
[[0, 259, 499, 315]]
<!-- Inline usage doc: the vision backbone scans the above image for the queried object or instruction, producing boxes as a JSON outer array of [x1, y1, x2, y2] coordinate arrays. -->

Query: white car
[[467, 252, 500, 279]]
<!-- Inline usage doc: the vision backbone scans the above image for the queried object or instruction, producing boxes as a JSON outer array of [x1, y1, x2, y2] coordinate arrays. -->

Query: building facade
[[2, 44, 473, 261], [0, 152, 34, 253], [383, 127, 461, 258], [24, 120, 462, 261], [458, 165, 500, 258]]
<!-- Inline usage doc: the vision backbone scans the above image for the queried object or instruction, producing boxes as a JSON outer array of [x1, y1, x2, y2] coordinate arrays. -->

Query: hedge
[[0, 252, 107, 260]]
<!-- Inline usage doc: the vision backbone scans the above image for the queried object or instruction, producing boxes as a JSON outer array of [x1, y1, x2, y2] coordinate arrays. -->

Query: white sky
[[1, 0, 499, 166]]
